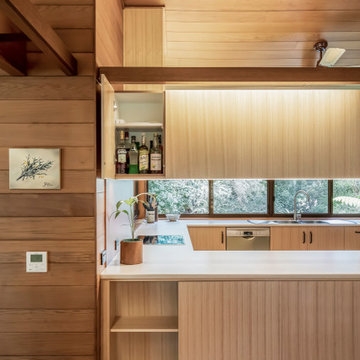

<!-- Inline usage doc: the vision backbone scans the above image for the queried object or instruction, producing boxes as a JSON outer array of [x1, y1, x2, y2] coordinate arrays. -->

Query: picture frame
[[9, 148, 61, 190]]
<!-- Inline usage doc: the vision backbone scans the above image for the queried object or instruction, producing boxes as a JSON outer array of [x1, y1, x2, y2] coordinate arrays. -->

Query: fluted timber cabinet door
[[178, 281, 360, 360], [165, 90, 360, 179]]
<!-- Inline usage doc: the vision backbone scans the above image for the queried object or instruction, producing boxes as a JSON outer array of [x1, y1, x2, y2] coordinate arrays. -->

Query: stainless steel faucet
[[294, 190, 310, 221]]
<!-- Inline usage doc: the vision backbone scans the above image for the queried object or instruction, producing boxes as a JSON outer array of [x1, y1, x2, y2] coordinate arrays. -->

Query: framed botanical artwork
[[9, 148, 61, 190]]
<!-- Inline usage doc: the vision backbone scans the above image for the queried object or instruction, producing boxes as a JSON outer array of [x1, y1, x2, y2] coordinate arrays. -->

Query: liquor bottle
[[124, 131, 131, 172], [158, 134, 163, 172], [116, 130, 127, 174], [139, 133, 149, 174], [150, 133, 162, 174], [128, 136, 139, 174]]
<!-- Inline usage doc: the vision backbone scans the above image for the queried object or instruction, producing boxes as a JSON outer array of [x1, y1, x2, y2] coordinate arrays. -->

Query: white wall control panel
[[26, 251, 47, 272]]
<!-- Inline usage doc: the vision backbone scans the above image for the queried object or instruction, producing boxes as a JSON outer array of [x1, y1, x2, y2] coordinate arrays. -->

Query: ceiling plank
[[0, 0, 77, 75], [100, 67, 360, 84]]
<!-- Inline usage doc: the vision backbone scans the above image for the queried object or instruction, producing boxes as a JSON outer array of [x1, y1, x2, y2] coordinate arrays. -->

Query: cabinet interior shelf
[[115, 122, 163, 131], [115, 174, 165, 180], [111, 316, 178, 333]]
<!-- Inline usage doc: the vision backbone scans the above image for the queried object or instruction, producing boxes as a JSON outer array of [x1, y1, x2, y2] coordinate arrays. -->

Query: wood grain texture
[[0, 240, 95, 263], [0, 170, 95, 194], [96, 0, 123, 67], [345, 227, 360, 250], [0, 309, 95, 332], [0, 0, 78, 75], [179, 280, 360, 360], [0, 100, 95, 124], [0, 263, 95, 286], [0, 217, 94, 240], [101, 74, 115, 178], [0, 333, 95, 355], [0, 286, 95, 309], [112, 333, 178, 360], [165, 90, 360, 178], [271, 227, 307, 250], [179, 281, 281, 360], [0, 77, 95, 100], [307, 226, 345, 250], [188, 226, 225, 250], [0, 123, 94, 146], [0, 194, 94, 216]]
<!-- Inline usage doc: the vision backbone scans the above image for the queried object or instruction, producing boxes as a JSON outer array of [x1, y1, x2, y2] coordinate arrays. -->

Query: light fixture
[[313, 40, 346, 67]]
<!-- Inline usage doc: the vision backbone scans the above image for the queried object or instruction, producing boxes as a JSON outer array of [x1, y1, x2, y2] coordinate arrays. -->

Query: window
[[213, 180, 267, 214], [147, 179, 360, 217], [148, 180, 209, 214], [333, 180, 360, 214], [274, 180, 328, 214]]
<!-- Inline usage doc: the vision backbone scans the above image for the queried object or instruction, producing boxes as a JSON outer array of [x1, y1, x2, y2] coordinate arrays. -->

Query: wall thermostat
[[26, 251, 47, 272]]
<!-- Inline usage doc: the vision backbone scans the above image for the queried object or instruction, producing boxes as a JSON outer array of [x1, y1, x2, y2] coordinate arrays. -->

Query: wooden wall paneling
[[0, 333, 95, 356], [0, 0, 96, 358], [0, 285, 95, 309], [0, 309, 95, 332], [0, 77, 95, 100], [123, 7, 164, 91], [0, 263, 95, 286], [95, 0, 123, 67], [165, 89, 360, 179], [0, 194, 94, 216], [0, 100, 95, 123], [0, 217, 95, 240], [0, 240, 95, 263]]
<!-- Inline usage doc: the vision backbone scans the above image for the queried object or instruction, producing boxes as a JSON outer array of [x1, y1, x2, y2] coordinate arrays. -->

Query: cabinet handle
[[221, 231, 224, 244], [302, 231, 306, 244], [310, 231, 313, 244], [355, 231, 360, 234]]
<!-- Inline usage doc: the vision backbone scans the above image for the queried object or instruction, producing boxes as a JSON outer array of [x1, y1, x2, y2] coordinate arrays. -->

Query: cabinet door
[[179, 281, 281, 360], [165, 90, 360, 179], [307, 226, 344, 250], [271, 227, 307, 250], [345, 227, 360, 250], [101, 74, 115, 178], [188, 227, 225, 250]]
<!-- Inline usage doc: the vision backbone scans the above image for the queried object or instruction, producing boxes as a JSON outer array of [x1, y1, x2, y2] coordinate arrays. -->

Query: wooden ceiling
[[125, 0, 360, 67]]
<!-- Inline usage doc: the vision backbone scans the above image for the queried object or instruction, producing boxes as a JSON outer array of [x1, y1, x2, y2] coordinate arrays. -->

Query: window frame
[[145, 180, 360, 218]]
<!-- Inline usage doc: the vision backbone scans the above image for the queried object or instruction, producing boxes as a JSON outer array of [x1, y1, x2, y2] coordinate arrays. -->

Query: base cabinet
[[178, 281, 360, 360], [188, 226, 226, 250], [345, 227, 360, 250], [271, 226, 345, 250]]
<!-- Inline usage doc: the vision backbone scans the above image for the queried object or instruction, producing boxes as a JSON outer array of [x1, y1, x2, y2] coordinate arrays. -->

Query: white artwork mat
[[9, 148, 61, 190]]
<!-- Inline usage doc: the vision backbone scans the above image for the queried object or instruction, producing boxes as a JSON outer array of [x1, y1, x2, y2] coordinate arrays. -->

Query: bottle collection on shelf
[[116, 130, 163, 175]]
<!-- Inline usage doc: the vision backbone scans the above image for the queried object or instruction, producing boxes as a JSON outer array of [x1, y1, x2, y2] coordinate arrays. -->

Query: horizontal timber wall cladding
[[0, 0, 96, 358]]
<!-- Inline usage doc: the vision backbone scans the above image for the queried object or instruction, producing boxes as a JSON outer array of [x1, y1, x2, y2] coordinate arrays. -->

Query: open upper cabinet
[[101, 74, 165, 179]]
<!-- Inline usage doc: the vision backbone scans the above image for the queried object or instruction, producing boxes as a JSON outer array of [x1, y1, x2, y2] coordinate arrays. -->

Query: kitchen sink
[[270, 219, 328, 224]]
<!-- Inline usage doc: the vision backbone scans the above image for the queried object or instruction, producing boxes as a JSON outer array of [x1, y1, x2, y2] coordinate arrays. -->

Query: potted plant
[[112, 193, 156, 265]]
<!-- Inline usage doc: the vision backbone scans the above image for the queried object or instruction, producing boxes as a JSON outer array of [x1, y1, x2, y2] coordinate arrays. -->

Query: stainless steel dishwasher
[[226, 228, 270, 250]]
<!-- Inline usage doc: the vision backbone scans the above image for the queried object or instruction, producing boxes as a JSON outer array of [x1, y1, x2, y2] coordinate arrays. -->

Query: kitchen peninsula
[[101, 220, 360, 360]]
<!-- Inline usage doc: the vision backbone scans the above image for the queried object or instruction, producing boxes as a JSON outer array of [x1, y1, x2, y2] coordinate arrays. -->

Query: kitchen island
[[101, 220, 360, 360]]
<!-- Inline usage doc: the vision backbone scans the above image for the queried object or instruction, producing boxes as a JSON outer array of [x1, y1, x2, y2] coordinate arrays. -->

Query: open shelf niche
[[114, 92, 165, 179], [103, 281, 178, 360]]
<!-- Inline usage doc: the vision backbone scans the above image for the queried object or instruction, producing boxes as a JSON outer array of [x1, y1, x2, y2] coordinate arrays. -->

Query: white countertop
[[101, 219, 360, 280]]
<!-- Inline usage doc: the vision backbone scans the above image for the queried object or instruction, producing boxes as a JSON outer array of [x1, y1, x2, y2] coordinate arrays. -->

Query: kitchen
[[1, 0, 360, 360]]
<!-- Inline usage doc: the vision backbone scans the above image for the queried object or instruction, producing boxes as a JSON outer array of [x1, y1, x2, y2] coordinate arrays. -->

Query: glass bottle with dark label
[[116, 130, 127, 174], [128, 136, 139, 174], [150, 133, 162, 174], [139, 133, 149, 174]]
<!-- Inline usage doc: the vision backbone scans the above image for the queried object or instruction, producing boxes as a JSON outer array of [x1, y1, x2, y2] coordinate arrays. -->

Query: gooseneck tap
[[294, 190, 310, 221]]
